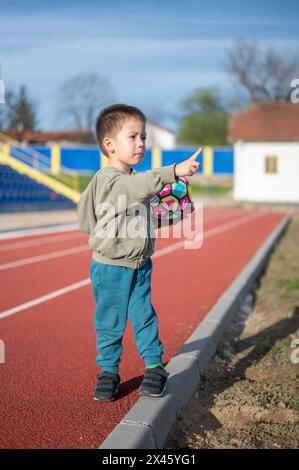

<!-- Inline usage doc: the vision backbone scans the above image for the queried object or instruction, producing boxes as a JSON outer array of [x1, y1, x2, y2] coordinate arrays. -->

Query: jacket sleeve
[[76, 177, 98, 235], [107, 164, 178, 207]]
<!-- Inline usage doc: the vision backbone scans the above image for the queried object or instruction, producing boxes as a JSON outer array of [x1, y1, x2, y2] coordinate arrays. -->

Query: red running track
[[0, 207, 288, 448]]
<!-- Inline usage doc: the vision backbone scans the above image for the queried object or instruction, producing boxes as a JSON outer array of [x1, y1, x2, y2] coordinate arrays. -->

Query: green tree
[[177, 88, 228, 146]]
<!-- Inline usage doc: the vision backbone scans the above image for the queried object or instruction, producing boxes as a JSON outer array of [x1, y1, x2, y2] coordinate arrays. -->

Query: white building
[[146, 119, 176, 149], [229, 102, 299, 203]]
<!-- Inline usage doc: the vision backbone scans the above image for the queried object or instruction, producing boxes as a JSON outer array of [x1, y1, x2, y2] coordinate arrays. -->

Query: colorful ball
[[150, 176, 193, 222]]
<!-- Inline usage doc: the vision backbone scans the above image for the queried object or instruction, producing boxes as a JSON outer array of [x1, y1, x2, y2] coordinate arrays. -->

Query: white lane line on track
[[0, 245, 88, 271], [0, 211, 254, 271], [153, 211, 263, 258], [197, 209, 242, 223], [0, 211, 267, 320], [0, 279, 91, 320], [0, 231, 86, 252], [0, 223, 78, 241]]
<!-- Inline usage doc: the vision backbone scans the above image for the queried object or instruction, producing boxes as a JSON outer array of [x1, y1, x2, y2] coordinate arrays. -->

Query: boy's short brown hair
[[95, 103, 146, 156]]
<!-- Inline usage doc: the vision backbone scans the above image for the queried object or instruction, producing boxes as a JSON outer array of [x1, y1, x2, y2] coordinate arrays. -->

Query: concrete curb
[[99, 215, 292, 449]]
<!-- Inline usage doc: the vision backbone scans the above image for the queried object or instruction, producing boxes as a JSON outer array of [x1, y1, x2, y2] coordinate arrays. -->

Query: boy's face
[[104, 117, 146, 169]]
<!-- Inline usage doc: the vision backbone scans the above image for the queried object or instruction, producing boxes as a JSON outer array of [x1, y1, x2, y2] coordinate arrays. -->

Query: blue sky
[[1, 0, 299, 132]]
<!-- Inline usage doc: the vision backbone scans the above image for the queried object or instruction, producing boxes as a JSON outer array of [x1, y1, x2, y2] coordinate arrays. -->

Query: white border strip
[[0, 279, 91, 320], [0, 245, 88, 271], [0, 223, 79, 240], [0, 231, 85, 252]]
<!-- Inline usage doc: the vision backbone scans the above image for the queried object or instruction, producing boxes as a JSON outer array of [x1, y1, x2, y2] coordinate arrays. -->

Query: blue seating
[[0, 164, 76, 212]]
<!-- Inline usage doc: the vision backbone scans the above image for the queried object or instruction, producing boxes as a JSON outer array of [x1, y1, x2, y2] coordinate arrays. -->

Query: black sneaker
[[139, 366, 169, 397], [94, 371, 120, 402]]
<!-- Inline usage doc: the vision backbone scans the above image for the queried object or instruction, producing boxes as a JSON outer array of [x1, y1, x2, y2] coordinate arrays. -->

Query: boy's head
[[95, 104, 147, 167]]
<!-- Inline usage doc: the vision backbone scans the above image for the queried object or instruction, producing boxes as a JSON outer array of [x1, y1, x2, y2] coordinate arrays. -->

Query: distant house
[[229, 102, 299, 203], [2, 129, 93, 146], [146, 119, 176, 149]]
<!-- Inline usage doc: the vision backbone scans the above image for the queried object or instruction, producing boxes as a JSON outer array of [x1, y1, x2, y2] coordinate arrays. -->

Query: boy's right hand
[[174, 147, 202, 177]]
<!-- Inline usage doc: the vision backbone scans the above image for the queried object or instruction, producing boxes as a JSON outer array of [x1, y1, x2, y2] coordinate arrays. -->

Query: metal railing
[[0, 134, 80, 192]]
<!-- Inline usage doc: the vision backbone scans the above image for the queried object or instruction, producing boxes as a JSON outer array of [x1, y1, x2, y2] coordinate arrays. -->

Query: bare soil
[[165, 216, 299, 449]]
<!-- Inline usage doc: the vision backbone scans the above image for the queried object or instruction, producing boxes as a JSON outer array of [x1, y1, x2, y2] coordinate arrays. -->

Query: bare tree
[[225, 39, 299, 108], [56, 73, 115, 131], [5, 85, 38, 140]]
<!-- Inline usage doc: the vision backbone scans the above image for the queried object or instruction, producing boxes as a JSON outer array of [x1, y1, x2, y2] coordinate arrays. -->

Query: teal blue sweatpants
[[90, 257, 164, 374]]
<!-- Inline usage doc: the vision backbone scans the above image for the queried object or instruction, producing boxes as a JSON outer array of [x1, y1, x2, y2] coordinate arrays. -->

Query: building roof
[[2, 129, 93, 144], [229, 102, 299, 142]]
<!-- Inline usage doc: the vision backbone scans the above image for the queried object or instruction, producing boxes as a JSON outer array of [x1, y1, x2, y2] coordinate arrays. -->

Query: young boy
[[77, 103, 201, 402]]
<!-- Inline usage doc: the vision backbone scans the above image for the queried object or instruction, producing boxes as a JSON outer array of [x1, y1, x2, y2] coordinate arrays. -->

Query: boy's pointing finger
[[189, 147, 202, 161]]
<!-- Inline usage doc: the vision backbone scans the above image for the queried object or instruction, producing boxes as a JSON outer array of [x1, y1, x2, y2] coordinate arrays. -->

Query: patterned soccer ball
[[150, 176, 192, 222]]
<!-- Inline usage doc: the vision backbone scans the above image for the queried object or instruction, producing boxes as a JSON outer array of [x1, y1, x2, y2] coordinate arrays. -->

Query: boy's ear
[[103, 136, 114, 155]]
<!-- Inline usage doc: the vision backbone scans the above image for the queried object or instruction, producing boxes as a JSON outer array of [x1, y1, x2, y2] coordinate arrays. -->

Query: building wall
[[233, 141, 299, 203], [145, 122, 176, 149]]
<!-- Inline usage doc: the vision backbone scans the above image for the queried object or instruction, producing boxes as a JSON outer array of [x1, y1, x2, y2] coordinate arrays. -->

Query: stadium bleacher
[[0, 164, 76, 212]]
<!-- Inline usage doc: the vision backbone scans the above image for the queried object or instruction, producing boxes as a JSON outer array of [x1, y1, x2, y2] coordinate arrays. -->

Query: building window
[[265, 155, 278, 174]]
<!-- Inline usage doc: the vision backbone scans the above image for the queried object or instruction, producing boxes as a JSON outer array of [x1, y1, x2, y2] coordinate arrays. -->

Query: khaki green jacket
[[77, 164, 177, 269]]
